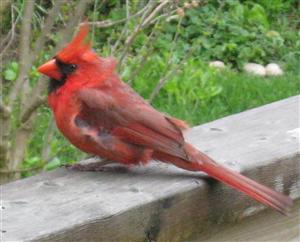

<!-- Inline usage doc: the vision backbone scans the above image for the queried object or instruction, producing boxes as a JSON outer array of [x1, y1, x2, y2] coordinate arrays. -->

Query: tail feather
[[159, 143, 293, 215], [196, 159, 292, 215], [185, 143, 293, 215]]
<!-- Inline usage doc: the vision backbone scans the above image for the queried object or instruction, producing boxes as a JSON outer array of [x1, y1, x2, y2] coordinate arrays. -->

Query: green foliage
[[21, 156, 44, 177], [164, 60, 223, 104], [253, 0, 295, 14], [3, 61, 19, 81], [44, 157, 62, 171], [153, 70, 300, 125], [160, 0, 300, 69]]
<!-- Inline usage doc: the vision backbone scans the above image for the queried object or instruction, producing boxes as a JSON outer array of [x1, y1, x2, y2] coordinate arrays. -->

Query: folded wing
[[77, 87, 189, 160]]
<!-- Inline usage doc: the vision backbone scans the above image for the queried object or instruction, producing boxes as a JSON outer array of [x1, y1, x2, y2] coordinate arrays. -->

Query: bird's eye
[[70, 64, 77, 71], [64, 63, 77, 75], [55, 58, 77, 76]]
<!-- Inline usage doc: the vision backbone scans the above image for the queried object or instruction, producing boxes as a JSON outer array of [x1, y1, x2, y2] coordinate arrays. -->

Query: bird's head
[[38, 23, 100, 92]]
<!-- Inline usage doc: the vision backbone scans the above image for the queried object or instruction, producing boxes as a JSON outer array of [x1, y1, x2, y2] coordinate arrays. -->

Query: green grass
[[152, 70, 300, 126]]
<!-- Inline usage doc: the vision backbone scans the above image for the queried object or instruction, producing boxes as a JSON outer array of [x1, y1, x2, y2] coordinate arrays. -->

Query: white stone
[[244, 63, 266, 76], [265, 63, 283, 76], [209, 61, 225, 69]]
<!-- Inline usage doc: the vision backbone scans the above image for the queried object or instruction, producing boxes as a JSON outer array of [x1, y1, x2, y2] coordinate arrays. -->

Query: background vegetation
[[0, 0, 299, 182]]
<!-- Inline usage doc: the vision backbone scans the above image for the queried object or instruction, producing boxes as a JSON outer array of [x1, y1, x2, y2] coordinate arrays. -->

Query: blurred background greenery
[[0, 0, 299, 181]]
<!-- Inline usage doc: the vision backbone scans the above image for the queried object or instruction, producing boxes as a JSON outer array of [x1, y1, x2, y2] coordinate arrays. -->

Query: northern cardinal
[[38, 24, 292, 214]]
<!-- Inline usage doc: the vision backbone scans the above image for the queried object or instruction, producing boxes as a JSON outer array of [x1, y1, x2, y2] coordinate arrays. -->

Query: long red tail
[[156, 143, 293, 215]]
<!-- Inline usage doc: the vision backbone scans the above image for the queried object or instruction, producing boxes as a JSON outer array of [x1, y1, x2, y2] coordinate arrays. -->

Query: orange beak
[[38, 59, 62, 80]]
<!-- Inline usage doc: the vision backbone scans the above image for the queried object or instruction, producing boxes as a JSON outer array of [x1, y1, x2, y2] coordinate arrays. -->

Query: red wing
[[77, 88, 189, 160]]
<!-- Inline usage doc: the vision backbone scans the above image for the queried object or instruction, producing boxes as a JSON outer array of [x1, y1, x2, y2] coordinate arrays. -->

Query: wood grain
[[2, 95, 300, 242], [191, 199, 300, 242]]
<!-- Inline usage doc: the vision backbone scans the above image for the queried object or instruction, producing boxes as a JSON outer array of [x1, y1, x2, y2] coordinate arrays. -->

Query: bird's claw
[[64, 163, 106, 172]]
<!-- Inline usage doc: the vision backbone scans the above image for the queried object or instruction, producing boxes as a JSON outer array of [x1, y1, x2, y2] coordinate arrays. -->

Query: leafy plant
[[3, 61, 19, 81], [158, 0, 300, 69], [164, 59, 223, 104]]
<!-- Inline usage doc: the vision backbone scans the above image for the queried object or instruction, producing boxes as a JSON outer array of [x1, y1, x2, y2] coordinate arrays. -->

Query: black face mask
[[48, 58, 77, 94]]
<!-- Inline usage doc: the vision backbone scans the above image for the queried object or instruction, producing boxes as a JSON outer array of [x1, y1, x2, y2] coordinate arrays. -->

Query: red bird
[[38, 24, 292, 214]]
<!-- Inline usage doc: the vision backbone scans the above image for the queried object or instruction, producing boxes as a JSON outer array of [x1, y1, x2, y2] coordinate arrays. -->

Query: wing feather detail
[[77, 88, 188, 159]]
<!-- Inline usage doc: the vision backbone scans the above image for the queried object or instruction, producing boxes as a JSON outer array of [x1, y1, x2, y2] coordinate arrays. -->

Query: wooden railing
[[2, 95, 300, 242]]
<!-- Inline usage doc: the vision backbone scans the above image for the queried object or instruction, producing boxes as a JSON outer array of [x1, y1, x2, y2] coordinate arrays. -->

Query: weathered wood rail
[[2, 95, 300, 242]]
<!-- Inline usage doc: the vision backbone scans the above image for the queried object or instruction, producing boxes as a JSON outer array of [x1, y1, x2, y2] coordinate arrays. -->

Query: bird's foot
[[65, 158, 114, 172]]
